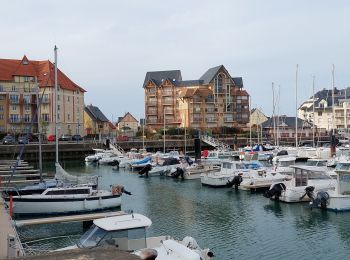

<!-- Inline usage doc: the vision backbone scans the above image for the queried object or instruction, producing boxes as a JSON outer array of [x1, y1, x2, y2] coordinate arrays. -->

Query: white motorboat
[[238, 169, 289, 191], [57, 212, 213, 260], [274, 156, 296, 175], [141, 157, 182, 177], [264, 165, 336, 203], [309, 162, 350, 211], [85, 150, 116, 163], [98, 155, 121, 165], [200, 160, 261, 187]]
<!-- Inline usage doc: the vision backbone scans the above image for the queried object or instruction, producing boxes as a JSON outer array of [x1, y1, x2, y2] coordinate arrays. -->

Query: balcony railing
[[147, 110, 157, 115], [162, 91, 173, 96], [9, 99, 20, 104], [147, 101, 157, 106]]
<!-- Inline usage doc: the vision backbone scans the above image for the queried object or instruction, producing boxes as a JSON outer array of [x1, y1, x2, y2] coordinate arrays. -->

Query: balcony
[[224, 118, 234, 122], [206, 118, 216, 122], [162, 91, 173, 96], [9, 99, 20, 105], [164, 109, 173, 114], [192, 118, 202, 122], [41, 98, 50, 104], [147, 100, 157, 106], [147, 109, 157, 115], [162, 100, 173, 105]]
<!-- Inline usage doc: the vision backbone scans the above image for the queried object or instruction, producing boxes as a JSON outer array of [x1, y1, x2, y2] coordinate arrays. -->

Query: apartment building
[[0, 55, 85, 137], [143, 65, 250, 130], [298, 88, 350, 131]]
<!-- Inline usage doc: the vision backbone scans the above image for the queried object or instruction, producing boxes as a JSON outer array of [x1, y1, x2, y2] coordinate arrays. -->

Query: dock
[[0, 196, 24, 258], [15, 211, 126, 227], [23, 246, 140, 260]]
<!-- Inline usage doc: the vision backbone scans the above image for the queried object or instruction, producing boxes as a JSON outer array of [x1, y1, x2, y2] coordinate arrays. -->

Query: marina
[[2, 160, 348, 259]]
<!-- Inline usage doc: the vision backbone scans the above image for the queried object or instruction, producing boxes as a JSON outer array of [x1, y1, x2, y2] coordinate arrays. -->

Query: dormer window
[[22, 60, 28, 65]]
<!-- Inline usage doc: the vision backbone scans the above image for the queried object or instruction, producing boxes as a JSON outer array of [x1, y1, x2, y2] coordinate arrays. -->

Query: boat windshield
[[244, 162, 263, 170], [306, 160, 326, 167], [336, 163, 350, 171], [279, 161, 294, 167], [77, 225, 108, 248]]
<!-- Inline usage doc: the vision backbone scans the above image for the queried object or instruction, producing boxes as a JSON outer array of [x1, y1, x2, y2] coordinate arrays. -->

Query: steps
[[200, 135, 230, 150]]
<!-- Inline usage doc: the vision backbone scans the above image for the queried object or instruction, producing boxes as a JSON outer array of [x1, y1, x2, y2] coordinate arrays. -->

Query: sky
[[1, 0, 350, 121]]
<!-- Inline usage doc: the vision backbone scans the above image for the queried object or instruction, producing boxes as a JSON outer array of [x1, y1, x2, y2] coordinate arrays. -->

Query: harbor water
[[18, 161, 350, 259]]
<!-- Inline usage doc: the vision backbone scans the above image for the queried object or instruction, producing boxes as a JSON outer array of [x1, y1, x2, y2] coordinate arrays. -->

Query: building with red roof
[[0, 55, 86, 136]]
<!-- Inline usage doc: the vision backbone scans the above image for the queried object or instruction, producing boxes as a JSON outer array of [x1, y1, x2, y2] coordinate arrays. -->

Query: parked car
[[59, 134, 72, 141], [18, 135, 29, 144], [2, 135, 16, 145], [72, 134, 83, 141], [47, 135, 56, 142]]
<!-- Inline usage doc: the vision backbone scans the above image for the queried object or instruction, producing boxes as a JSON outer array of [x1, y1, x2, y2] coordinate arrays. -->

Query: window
[[24, 114, 30, 122], [25, 105, 30, 111], [58, 95, 60, 101], [0, 85, 3, 92], [10, 114, 19, 122], [0, 105, 3, 111], [68, 114, 70, 120], [57, 105, 60, 111], [57, 113, 60, 120], [318, 111, 322, 116], [0, 114, 4, 120], [11, 85, 17, 92], [67, 96, 70, 102], [42, 114, 49, 122], [24, 95, 30, 104], [12, 105, 17, 111]]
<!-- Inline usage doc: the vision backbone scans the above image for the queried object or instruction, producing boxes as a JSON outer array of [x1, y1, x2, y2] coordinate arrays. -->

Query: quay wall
[[0, 136, 331, 162]]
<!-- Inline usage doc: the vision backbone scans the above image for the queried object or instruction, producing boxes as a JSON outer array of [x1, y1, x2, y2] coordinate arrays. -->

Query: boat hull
[[8, 195, 121, 215]]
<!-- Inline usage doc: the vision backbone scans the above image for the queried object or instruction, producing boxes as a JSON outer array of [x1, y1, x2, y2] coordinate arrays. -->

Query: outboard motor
[[227, 175, 243, 190], [264, 183, 286, 200], [171, 167, 185, 179], [310, 191, 330, 209], [299, 186, 315, 201], [109, 160, 119, 168], [276, 150, 288, 156], [185, 156, 194, 166], [139, 164, 152, 177]]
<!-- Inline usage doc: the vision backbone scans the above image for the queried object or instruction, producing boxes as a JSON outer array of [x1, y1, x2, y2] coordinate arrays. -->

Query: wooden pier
[[15, 211, 126, 227], [0, 195, 24, 258]]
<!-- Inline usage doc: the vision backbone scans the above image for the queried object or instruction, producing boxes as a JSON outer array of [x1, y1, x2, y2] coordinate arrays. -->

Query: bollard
[[194, 138, 201, 162], [9, 194, 13, 217]]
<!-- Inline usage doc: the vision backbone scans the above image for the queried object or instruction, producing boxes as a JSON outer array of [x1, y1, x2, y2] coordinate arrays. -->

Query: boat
[[309, 161, 350, 211], [200, 160, 262, 187], [274, 156, 296, 175], [264, 165, 336, 203], [56, 212, 213, 260], [238, 169, 289, 191], [6, 180, 127, 215], [140, 157, 182, 177]]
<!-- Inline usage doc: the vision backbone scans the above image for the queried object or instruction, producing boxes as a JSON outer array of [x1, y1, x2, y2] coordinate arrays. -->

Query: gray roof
[[302, 87, 349, 110], [199, 65, 223, 84], [178, 80, 204, 87], [143, 70, 182, 88], [232, 77, 243, 87], [262, 116, 312, 128], [85, 105, 109, 122]]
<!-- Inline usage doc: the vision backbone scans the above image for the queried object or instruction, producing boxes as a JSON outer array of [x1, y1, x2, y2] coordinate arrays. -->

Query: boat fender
[[139, 248, 158, 260]]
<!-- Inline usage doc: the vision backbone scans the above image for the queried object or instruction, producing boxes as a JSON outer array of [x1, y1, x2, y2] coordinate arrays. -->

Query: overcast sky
[[1, 0, 350, 121]]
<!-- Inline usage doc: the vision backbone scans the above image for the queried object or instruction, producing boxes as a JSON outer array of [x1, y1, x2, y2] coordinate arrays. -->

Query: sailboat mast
[[312, 75, 315, 147], [249, 96, 252, 147], [272, 82, 276, 146], [54, 46, 59, 164], [184, 112, 187, 155], [295, 65, 298, 147], [332, 64, 335, 135], [163, 108, 165, 153], [36, 77, 43, 179]]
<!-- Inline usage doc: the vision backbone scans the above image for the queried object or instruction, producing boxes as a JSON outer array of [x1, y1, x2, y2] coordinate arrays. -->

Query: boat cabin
[[77, 213, 152, 251], [305, 159, 328, 167], [278, 157, 296, 167], [41, 186, 94, 196], [335, 169, 350, 195], [292, 166, 331, 187]]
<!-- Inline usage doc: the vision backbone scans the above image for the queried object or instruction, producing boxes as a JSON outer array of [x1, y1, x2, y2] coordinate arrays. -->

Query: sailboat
[[4, 46, 129, 215]]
